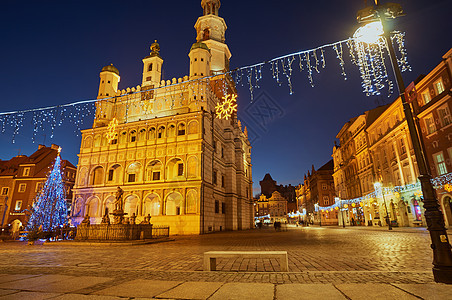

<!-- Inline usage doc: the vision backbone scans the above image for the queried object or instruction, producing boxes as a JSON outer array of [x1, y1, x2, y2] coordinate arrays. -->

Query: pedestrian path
[[0, 273, 451, 299]]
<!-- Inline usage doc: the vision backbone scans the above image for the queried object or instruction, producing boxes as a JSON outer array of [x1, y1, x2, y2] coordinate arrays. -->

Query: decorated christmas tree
[[26, 148, 68, 234]]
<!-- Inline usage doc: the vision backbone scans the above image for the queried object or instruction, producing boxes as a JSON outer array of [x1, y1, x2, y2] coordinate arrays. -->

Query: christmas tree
[[26, 148, 68, 234]]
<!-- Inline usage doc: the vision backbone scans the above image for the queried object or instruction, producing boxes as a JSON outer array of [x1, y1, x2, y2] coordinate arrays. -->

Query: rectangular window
[[108, 170, 114, 181], [213, 171, 217, 185], [433, 152, 447, 176], [424, 115, 436, 134], [421, 89, 431, 105], [15, 200, 22, 211], [178, 163, 184, 176], [18, 183, 26, 193], [128, 174, 136, 182], [23, 167, 30, 176], [400, 139, 406, 154], [222, 202, 226, 214], [433, 79, 445, 95], [152, 171, 160, 181], [1, 187, 9, 195], [35, 182, 43, 193], [322, 183, 327, 190], [131, 136, 136, 142], [221, 175, 225, 188], [323, 196, 329, 205], [438, 105, 452, 127], [215, 200, 219, 213]]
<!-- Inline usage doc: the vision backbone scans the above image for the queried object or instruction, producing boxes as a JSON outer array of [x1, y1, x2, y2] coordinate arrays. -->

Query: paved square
[[94, 279, 182, 298]]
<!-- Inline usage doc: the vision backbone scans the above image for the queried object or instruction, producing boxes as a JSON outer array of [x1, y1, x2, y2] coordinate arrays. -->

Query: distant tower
[[97, 64, 120, 99], [189, 42, 211, 79], [95, 65, 120, 128], [142, 40, 164, 87], [194, 0, 231, 74]]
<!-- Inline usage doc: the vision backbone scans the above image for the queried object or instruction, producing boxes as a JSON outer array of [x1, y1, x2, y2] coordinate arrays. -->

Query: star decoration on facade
[[445, 184, 452, 193], [215, 94, 237, 120], [105, 118, 118, 143]]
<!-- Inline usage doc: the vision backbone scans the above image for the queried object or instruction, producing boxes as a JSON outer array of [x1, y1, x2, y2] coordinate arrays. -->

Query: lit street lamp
[[355, 0, 452, 283], [374, 182, 392, 230]]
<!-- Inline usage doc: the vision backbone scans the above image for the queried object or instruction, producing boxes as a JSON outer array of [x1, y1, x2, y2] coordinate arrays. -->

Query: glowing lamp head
[[373, 182, 382, 189], [354, 21, 383, 44]]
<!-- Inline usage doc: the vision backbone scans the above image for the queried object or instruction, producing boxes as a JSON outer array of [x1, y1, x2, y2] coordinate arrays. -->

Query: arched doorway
[[397, 201, 409, 227], [143, 194, 160, 216], [165, 192, 183, 215], [124, 195, 139, 218], [442, 196, 452, 228]]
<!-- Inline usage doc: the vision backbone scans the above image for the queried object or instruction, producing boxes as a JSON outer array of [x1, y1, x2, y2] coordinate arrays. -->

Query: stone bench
[[203, 251, 288, 272]]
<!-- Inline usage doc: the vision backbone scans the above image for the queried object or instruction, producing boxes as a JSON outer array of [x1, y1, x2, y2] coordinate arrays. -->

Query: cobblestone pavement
[[0, 225, 448, 285]]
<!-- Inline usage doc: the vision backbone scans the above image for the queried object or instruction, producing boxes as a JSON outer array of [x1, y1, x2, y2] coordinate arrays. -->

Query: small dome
[[190, 42, 210, 52], [101, 64, 119, 75]]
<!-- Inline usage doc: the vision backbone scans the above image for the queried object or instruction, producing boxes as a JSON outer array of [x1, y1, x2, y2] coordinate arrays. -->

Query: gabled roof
[[365, 104, 392, 128], [318, 159, 334, 171]]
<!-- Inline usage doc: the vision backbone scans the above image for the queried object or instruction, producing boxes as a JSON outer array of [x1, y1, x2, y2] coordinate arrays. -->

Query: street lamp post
[[356, 0, 452, 283], [341, 200, 346, 228], [381, 186, 392, 230]]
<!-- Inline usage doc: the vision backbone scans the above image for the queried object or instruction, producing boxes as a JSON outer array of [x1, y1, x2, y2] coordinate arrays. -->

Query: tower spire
[[201, 0, 221, 16]]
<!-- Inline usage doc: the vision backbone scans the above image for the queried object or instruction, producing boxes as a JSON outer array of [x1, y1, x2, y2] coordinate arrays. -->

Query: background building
[[0, 144, 75, 234], [71, 0, 253, 235]]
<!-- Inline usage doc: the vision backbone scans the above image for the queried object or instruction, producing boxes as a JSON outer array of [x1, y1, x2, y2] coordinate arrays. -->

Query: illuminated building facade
[[70, 0, 253, 234]]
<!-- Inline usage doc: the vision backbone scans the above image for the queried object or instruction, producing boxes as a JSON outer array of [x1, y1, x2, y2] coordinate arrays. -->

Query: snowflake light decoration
[[215, 94, 237, 120], [105, 117, 118, 143], [445, 184, 452, 193]]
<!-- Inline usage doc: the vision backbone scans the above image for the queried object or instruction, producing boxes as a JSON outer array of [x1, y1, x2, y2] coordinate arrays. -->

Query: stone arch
[[10, 219, 22, 234], [107, 164, 123, 184], [78, 167, 88, 186], [126, 162, 142, 183], [85, 196, 100, 218], [165, 192, 183, 216], [90, 166, 104, 185], [397, 200, 409, 227], [143, 193, 161, 216], [124, 194, 140, 218], [166, 157, 184, 180], [129, 130, 137, 142], [83, 136, 93, 148], [187, 156, 198, 178], [146, 160, 163, 181], [188, 120, 199, 134], [186, 189, 198, 214], [103, 196, 116, 219], [73, 197, 84, 216]]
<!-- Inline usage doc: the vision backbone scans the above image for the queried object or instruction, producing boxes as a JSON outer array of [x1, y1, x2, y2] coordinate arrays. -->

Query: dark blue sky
[[1, 0, 451, 194]]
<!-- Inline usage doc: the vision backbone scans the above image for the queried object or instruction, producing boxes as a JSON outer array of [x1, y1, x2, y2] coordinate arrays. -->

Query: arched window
[[188, 121, 199, 134], [166, 192, 182, 215], [187, 156, 198, 178], [146, 160, 162, 181], [149, 127, 156, 139], [130, 130, 137, 142], [124, 195, 139, 218], [186, 190, 197, 214], [168, 125, 176, 137], [86, 197, 100, 217], [158, 126, 165, 138], [119, 131, 127, 144], [126, 162, 142, 183], [166, 158, 184, 180], [148, 63, 153, 71], [78, 167, 88, 186], [91, 166, 104, 185], [144, 194, 160, 216], [84, 136, 93, 148], [107, 164, 122, 184], [138, 128, 146, 141], [177, 123, 186, 136], [94, 135, 101, 147]]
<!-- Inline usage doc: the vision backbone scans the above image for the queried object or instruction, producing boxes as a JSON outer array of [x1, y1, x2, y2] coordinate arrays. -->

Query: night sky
[[1, 0, 451, 194]]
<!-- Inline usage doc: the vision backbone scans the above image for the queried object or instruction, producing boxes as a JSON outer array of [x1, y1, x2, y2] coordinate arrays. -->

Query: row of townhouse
[[295, 48, 452, 228], [328, 48, 452, 228], [0, 144, 76, 234]]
